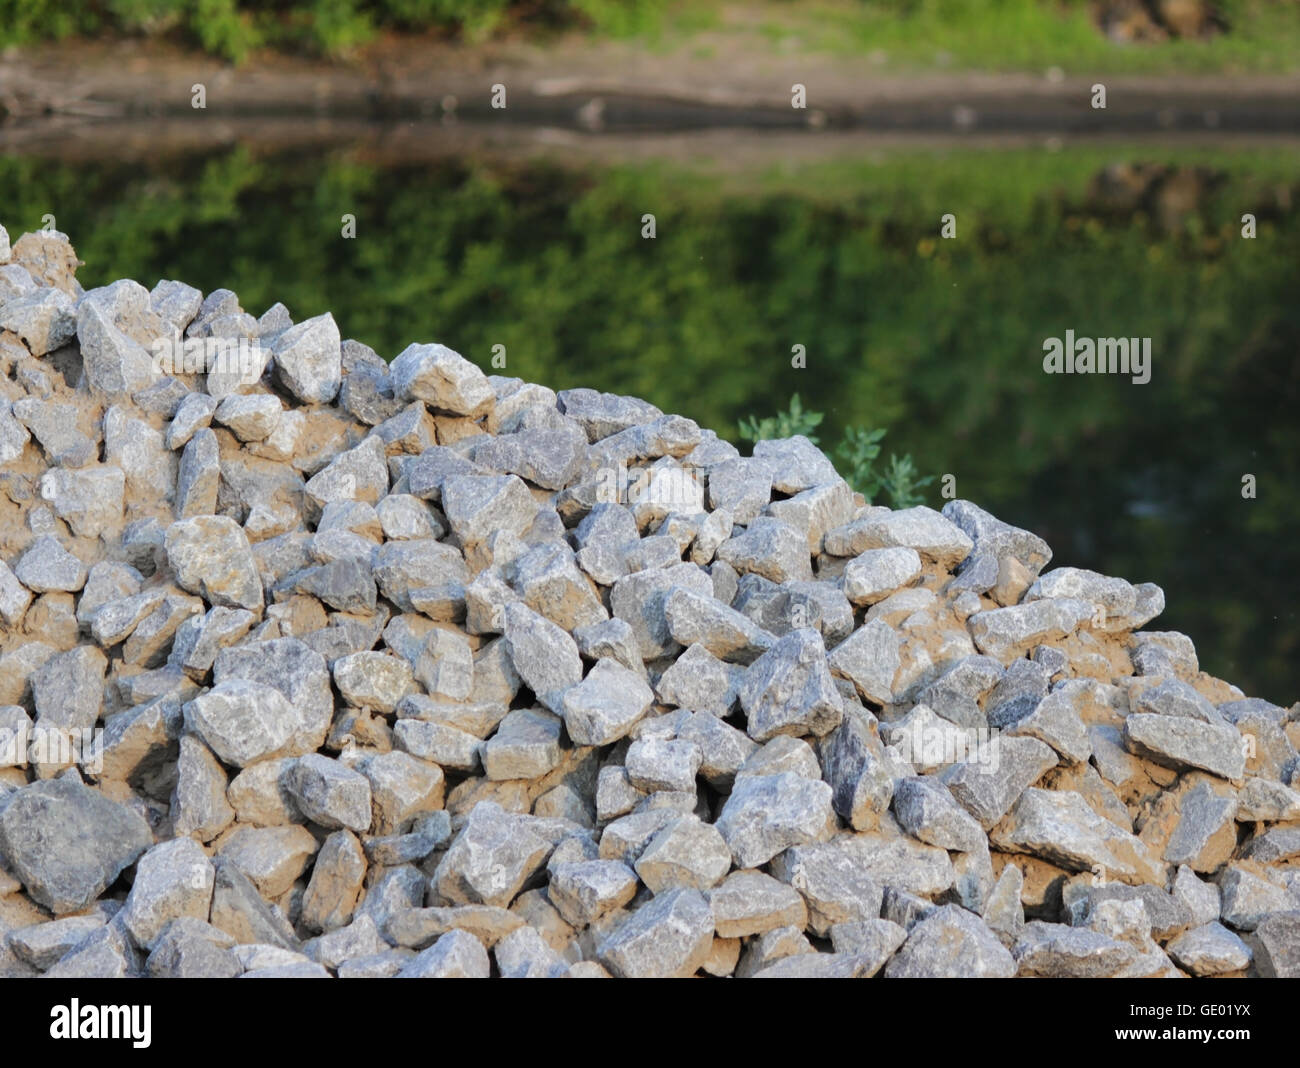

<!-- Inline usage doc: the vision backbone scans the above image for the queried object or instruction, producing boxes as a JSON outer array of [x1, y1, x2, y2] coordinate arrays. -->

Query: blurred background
[[1, 0, 1297, 702]]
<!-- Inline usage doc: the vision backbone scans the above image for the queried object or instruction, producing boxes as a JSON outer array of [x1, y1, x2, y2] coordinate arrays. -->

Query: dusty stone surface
[[0, 227, 1293, 978]]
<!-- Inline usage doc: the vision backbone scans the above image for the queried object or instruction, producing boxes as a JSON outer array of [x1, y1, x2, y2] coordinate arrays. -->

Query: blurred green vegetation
[[2, 0, 1300, 71], [0, 0, 669, 60], [1, 142, 1296, 701]]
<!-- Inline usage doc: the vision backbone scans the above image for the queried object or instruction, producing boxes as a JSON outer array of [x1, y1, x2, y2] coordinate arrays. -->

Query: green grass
[[649, 0, 1300, 75]]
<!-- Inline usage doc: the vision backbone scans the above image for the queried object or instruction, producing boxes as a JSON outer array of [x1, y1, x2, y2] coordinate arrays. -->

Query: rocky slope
[[0, 223, 1296, 978]]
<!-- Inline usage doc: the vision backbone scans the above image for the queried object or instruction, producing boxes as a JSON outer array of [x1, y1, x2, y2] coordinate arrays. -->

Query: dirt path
[[3, 35, 1299, 137]]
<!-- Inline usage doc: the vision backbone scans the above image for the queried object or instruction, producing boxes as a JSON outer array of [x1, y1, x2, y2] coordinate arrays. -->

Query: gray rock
[[843, 547, 923, 605], [145, 918, 241, 978], [38, 466, 124, 538], [738, 628, 842, 742], [7, 913, 112, 971], [165, 516, 263, 610], [442, 473, 538, 550], [270, 312, 341, 403], [884, 904, 1015, 977], [174, 428, 220, 518], [286, 754, 373, 833], [14, 535, 88, 593], [663, 586, 774, 664], [715, 772, 834, 868], [634, 815, 731, 893], [610, 563, 712, 660], [940, 735, 1059, 829], [625, 736, 702, 793], [0, 778, 152, 914], [213, 638, 334, 756], [333, 652, 414, 714], [2, 287, 77, 356], [827, 618, 901, 705], [482, 708, 563, 781], [389, 343, 494, 418], [707, 869, 807, 938], [1247, 911, 1300, 978], [1013, 921, 1138, 978], [502, 602, 582, 711], [1218, 866, 1293, 931], [183, 679, 297, 768], [655, 643, 744, 718], [121, 837, 215, 950], [397, 929, 490, 978], [560, 657, 654, 746], [1166, 921, 1253, 976], [893, 776, 987, 852], [751, 436, 838, 494], [170, 734, 235, 841], [1123, 713, 1246, 781], [301, 830, 366, 934], [434, 802, 550, 908], [557, 387, 662, 441], [547, 860, 639, 927], [596, 888, 714, 978], [716, 517, 812, 584], [819, 714, 895, 831], [990, 788, 1165, 885], [968, 599, 1094, 661], [32, 645, 106, 734]]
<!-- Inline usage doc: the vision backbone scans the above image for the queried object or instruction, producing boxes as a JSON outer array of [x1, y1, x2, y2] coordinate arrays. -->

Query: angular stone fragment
[[715, 772, 834, 868], [0, 778, 152, 915], [483, 708, 563, 781], [1013, 921, 1138, 978], [1123, 713, 1246, 781], [968, 599, 1094, 661], [389, 343, 493, 418], [561, 657, 654, 746], [271, 312, 341, 404], [663, 586, 774, 664], [286, 754, 373, 833], [940, 735, 1058, 829], [184, 680, 297, 768], [15, 536, 88, 593], [121, 837, 215, 951], [171, 734, 235, 841], [707, 870, 808, 938], [625, 736, 702, 793], [165, 516, 263, 610], [502, 602, 582, 711], [547, 860, 639, 927], [843, 547, 923, 605], [827, 618, 901, 705], [885, 905, 1015, 977], [434, 802, 551, 908], [333, 652, 414, 714], [597, 888, 714, 978], [991, 788, 1165, 886], [397, 929, 490, 978], [301, 830, 366, 934], [716, 518, 812, 584], [634, 816, 731, 893], [893, 776, 987, 853], [819, 714, 895, 831], [751, 436, 838, 494], [738, 628, 842, 742]]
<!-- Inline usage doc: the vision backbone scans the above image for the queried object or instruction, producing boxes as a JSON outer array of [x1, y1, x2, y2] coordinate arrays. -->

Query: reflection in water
[[1, 141, 1295, 702]]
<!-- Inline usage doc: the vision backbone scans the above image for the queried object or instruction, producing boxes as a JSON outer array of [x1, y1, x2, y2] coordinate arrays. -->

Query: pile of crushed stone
[[0, 222, 1296, 979]]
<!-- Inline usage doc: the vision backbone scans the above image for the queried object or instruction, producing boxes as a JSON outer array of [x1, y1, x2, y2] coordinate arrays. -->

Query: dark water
[[4, 137, 1297, 703]]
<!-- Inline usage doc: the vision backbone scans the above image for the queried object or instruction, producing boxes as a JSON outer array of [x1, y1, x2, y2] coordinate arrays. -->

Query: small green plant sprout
[[737, 392, 823, 445]]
